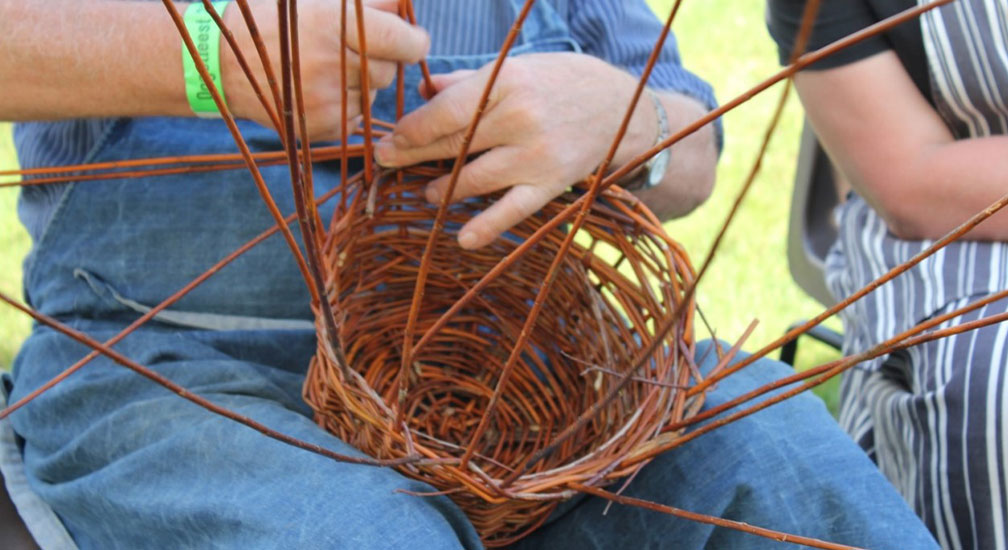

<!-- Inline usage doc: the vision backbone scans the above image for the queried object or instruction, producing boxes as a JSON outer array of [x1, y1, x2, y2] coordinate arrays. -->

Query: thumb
[[420, 69, 477, 99]]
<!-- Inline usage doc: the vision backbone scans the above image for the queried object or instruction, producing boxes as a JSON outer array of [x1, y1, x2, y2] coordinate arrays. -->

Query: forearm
[[0, 1, 189, 121], [794, 52, 1008, 242], [876, 136, 1008, 241]]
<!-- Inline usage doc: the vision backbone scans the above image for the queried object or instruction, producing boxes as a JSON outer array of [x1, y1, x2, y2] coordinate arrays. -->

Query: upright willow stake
[[288, 0, 325, 238], [337, 0, 351, 216], [394, 0, 540, 427], [277, 0, 350, 378], [401, 0, 435, 93], [353, 0, 377, 184], [231, 0, 288, 134], [201, 0, 282, 134]]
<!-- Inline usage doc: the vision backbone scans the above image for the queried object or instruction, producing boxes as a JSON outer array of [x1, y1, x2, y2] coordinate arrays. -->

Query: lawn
[[650, 0, 843, 407], [0, 123, 29, 373], [0, 0, 842, 408]]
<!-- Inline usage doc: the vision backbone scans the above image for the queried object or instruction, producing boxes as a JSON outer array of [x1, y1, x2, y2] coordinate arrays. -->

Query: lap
[[516, 340, 936, 550], [9, 326, 934, 549], [10, 322, 479, 550]]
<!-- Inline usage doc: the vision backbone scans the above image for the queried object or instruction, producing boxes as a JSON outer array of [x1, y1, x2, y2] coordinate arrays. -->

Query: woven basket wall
[[304, 168, 699, 546]]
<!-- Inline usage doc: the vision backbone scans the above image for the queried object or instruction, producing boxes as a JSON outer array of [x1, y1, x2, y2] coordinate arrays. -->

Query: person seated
[[768, 1, 1008, 548]]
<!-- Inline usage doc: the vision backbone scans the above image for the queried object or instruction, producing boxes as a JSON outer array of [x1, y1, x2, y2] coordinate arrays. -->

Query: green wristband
[[182, 2, 229, 118]]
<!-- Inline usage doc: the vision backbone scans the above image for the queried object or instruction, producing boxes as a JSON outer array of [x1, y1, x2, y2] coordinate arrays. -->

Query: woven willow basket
[[304, 167, 700, 546]]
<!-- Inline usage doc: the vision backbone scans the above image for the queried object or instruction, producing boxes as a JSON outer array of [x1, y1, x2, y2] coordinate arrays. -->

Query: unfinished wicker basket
[[304, 166, 699, 546]]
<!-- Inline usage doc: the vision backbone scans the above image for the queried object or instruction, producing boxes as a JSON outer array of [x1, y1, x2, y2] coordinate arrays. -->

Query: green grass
[[649, 0, 843, 410], [1, 122, 30, 373], [0, 1, 843, 408]]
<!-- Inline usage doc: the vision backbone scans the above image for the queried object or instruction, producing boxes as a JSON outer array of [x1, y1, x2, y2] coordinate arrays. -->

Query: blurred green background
[[0, 123, 26, 374], [0, 0, 842, 408]]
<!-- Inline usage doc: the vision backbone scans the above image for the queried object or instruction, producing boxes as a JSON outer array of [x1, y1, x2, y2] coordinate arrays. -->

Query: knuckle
[[505, 187, 541, 222], [444, 130, 468, 157], [443, 99, 471, 131], [499, 92, 545, 137], [373, 29, 395, 55], [531, 139, 564, 167], [500, 201, 532, 231], [459, 164, 490, 196], [412, 29, 431, 61]]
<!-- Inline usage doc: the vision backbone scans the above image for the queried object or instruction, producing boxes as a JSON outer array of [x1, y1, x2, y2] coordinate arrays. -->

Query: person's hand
[[222, 0, 429, 141], [373, 52, 660, 249]]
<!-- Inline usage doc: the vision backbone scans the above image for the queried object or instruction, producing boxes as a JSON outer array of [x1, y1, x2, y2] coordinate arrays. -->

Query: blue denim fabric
[[513, 341, 940, 549], [6, 0, 937, 547], [8, 331, 939, 549]]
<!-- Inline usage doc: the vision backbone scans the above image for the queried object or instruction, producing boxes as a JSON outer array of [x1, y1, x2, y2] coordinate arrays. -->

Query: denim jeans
[[6, 327, 938, 550]]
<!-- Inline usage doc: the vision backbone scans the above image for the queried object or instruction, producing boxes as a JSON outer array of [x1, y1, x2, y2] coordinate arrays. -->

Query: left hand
[[373, 52, 658, 249]]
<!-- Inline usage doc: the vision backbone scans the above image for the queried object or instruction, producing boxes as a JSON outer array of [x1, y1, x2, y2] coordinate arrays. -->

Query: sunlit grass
[[649, 0, 842, 408], [1, 122, 30, 372]]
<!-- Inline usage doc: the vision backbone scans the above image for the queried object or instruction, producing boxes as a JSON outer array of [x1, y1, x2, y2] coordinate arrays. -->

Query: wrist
[[218, 1, 278, 125], [610, 73, 663, 178], [621, 88, 670, 191]]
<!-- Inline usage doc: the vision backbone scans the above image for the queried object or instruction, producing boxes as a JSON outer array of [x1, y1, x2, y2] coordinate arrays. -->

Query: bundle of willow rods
[[304, 166, 700, 546]]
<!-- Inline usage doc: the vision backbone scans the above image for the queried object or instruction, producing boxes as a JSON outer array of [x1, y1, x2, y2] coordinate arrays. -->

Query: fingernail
[[425, 186, 441, 203], [374, 144, 390, 166], [458, 231, 478, 249], [374, 138, 398, 166]]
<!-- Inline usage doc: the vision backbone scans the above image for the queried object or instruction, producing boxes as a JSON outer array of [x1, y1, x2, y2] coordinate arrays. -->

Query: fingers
[[420, 69, 476, 99], [423, 146, 524, 203], [374, 126, 497, 168], [457, 184, 556, 249], [379, 70, 492, 157], [362, 0, 399, 11], [346, 4, 430, 64], [336, 50, 397, 91], [362, 58, 397, 89], [420, 148, 561, 251]]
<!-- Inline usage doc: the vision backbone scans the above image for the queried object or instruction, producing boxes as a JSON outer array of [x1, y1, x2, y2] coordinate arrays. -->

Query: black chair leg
[[779, 320, 843, 366]]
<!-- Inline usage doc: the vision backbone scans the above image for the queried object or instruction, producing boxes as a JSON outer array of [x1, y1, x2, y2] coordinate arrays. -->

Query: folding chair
[[778, 119, 844, 365]]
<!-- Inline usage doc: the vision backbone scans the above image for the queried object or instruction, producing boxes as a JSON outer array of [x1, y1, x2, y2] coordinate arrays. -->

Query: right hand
[[221, 0, 429, 141]]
